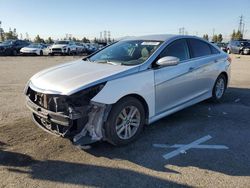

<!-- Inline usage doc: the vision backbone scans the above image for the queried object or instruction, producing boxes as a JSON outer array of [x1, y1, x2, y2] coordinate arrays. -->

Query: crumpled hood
[[51, 44, 67, 49], [30, 59, 138, 95]]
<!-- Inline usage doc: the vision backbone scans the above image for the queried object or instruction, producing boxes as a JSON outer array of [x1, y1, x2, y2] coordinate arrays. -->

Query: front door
[[154, 39, 198, 114]]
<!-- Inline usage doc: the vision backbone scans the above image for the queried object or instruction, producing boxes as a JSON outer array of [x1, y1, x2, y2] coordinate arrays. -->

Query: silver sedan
[[25, 35, 231, 146]]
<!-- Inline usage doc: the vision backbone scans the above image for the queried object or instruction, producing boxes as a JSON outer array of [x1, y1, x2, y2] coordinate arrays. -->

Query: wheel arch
[[219, 71, 228, 87], [115, 94, 150, 124]]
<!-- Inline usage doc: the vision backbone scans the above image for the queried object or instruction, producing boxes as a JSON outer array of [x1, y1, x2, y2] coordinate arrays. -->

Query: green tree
[[93, 37, 98, 43], [231, 30, 236, 40], [0, 28, 4, 42], [45, 37, 54, 44], [235, 30, 243, 40], [203, 34, 209, 41], [212, 35, 218, 43], [4, 28, 18, 40], [217, 34, 223, 42], [82, 37, 90, 43], [34, 35, 45, 43]]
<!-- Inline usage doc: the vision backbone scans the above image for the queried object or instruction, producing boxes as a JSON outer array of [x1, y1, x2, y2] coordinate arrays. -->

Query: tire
[[105, 97, 146, 146], [12, 50, 17, 56], [40, 51, 43, 56], [67, 49, 71, 56], [211, 74, 227, 102]]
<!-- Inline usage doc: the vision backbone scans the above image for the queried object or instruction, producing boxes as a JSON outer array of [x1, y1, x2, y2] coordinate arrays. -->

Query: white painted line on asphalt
[[153, 144, 229, 149], [153, 135, 229, 160]]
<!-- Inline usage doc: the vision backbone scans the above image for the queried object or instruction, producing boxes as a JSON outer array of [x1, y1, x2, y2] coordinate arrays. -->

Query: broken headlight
[[67, 83, 106, 107]]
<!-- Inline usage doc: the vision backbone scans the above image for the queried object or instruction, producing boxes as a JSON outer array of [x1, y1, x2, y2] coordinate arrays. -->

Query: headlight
[[67, 83, 106, 107], [24, 80, 31, 95]]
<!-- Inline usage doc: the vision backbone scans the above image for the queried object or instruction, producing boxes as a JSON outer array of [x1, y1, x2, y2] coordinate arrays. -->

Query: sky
[[0, 0, 250, 41]]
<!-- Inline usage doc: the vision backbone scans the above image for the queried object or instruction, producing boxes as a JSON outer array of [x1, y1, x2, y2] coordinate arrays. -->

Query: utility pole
[[100, 32, 102, 41], [179, 27, 185, 35], [104, 30, 107, 42], [238, 15, 243, 33], [107, 31, 111, 42]]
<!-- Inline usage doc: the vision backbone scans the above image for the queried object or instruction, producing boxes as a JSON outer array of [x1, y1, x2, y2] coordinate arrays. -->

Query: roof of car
[[122, 34, 183, 42]]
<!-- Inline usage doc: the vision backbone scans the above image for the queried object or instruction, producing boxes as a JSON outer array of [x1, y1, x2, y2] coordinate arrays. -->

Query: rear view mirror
[[156, 56, 180, 67]]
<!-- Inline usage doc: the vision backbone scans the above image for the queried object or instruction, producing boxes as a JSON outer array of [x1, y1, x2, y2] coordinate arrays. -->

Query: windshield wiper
[[94, 60, 119, 65]]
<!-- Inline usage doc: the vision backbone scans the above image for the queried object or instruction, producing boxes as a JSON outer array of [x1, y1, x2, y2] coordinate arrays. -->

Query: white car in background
[[49, 40, 77, 55], [25, 35, 231, 146], [20, 43, 48, 56]]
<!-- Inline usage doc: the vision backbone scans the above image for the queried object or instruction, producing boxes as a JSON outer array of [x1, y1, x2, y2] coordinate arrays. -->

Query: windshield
[[1, 40, 14, 45], [28, 44, 41, 48], [88, 40, 162, 66], [240, 42, 250, 46], [55, 41, 69, 45]]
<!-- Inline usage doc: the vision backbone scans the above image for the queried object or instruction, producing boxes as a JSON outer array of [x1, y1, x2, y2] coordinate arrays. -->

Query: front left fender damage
[[25, 83, 111, 146]]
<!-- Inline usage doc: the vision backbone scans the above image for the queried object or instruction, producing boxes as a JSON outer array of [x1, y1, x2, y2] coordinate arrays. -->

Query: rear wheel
[[105, 97, 145, 146], [40, 50, 43, 56], [67, 49, 71, 56], [211, 74, 227, 102]]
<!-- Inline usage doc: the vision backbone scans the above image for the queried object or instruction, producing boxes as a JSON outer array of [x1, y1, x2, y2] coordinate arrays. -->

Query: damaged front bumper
[[25, 83, 111, 145], [26, 98, 79, 136]]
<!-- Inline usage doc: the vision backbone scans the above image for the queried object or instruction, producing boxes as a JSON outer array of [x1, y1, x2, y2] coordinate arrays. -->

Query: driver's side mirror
[[156, 56, 180, 67]]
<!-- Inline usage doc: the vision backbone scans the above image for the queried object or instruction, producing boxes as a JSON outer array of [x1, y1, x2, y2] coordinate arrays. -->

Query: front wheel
[[211, 74, 227, 102], [105, 97, 146, 146]]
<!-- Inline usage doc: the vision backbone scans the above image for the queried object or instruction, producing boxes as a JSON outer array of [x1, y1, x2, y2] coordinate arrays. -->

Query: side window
[[159, 39, 189, 61], [210, 45, 220, 54], [15, 41, 20, 45], [188, 39, 212, 58]]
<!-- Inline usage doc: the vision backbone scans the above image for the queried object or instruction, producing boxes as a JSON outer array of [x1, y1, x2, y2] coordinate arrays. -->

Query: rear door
[[187, 38, 220, 96], [154, 39, 199, 114]]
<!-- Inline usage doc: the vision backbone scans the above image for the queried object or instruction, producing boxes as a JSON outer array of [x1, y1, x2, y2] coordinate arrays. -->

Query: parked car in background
[[227, 40, 250, 55], [85, 43, 98, 54], [216, 42, 227, 52], [49, 40, 77, 55], [25, 34, 231, 146], [20, 43, 48, 56], [75, 42, 87, 54], [0, 39, 30, 56]]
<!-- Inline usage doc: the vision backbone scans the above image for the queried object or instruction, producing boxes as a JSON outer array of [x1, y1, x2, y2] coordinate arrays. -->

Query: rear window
[[188, 39, 212, 58]]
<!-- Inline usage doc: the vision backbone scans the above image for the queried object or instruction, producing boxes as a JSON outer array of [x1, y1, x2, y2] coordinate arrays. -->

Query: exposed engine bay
[[25, 83, 111, 145]]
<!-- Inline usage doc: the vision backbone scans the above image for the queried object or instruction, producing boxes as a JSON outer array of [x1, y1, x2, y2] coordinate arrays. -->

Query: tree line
[[0, 27, 113, 44], [202, 30, 244, 43]]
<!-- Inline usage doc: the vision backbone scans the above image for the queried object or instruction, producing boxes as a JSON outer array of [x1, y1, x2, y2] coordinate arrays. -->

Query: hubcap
[[115, 106, 141, 140], [215, 78, 225, 99]]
